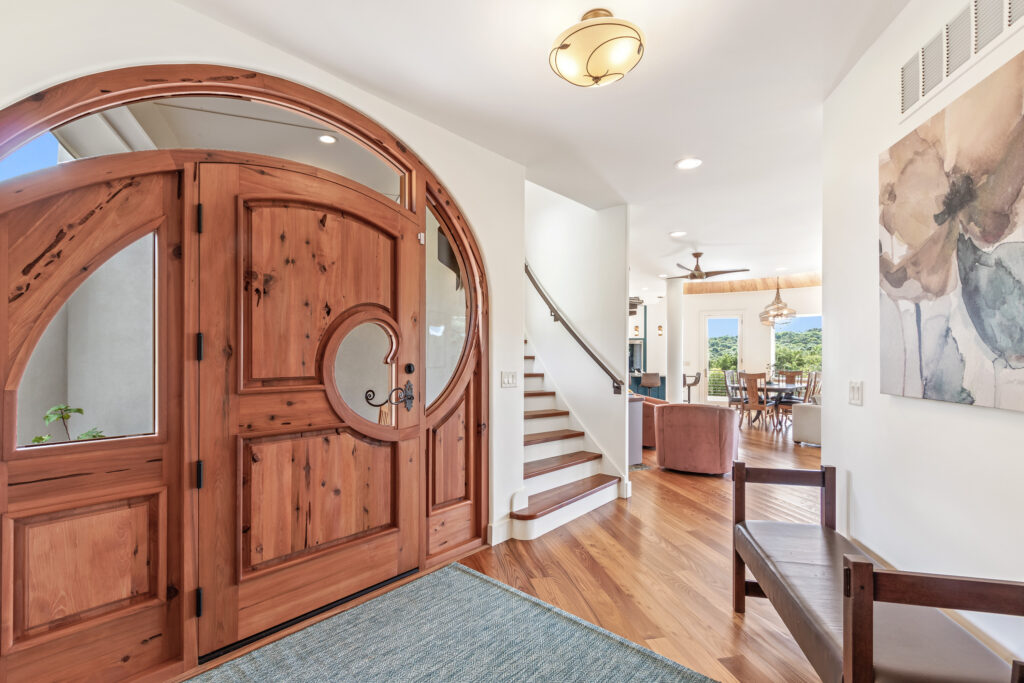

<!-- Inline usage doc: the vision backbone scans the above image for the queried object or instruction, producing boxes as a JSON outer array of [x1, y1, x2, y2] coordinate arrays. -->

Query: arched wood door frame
[[0, 65, 490, 676]]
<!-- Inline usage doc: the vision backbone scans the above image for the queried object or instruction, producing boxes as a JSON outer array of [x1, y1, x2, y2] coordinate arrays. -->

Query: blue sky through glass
[[707, 317, 739, 338], [0, 133, 60, 183], [778, 314, 822, 333]]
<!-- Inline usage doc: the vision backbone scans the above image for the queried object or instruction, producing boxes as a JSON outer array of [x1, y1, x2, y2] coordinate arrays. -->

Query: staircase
[[512, 341, 622, 539]]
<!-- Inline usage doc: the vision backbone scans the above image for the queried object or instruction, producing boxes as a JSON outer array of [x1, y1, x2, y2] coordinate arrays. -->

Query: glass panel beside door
[[705, 316, 740, 402]]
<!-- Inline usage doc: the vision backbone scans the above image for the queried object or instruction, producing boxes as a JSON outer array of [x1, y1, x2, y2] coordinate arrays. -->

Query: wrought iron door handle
[[364, 380, 415, 412]]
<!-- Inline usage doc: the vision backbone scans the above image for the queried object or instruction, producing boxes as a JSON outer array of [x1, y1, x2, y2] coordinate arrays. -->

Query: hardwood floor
[[462, 424, 821, 682]]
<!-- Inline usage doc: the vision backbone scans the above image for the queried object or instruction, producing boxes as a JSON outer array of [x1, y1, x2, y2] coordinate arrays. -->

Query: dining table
[[726, 382, 804, 427]]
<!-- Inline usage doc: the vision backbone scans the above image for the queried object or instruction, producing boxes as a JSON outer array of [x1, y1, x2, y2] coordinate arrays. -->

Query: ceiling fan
[[668, 252, 749, 280]]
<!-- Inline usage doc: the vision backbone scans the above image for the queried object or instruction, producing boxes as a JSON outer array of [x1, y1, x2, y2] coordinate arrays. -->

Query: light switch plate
[[501, 371, 518, 388], [849, 380, 864, 406]]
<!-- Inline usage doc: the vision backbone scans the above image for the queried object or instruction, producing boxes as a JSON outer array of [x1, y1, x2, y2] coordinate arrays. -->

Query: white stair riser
[[524, 415, 571, 432], [524, 376, 546, 391], [523, 459, 603, 496], [524, 394, 557, 410], [510, 484, 619, 540], [524, 436, 587, 462]]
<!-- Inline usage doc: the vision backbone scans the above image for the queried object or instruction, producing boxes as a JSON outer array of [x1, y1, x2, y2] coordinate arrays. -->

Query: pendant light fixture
[[759, 278, 797, 328], [549, 8, 645, 88]]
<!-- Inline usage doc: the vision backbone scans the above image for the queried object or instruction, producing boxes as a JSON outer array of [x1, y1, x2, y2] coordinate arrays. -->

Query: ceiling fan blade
[[702, 268, 750, 279], [675, 263, 694, 272], [664, 273, 696, 280]]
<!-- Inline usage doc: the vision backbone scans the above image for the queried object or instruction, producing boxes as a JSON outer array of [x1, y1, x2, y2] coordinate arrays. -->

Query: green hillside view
[[707, 328, 822, 374]]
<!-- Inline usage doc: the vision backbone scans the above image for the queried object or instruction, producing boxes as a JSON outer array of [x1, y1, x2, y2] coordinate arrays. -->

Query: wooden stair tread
[[524, 451, 601, 479], [524, 429, 584, 446], [524, 409, 569, 420], [510, 474, 618, 520], [524, 355, 536, 360], [525, 372, 544, 378], [524, 390, 555, 398]]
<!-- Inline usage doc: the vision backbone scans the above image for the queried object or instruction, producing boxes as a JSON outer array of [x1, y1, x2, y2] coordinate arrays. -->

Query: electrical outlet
[[501, 371, 518, 388], [848, 380, 864, 406]]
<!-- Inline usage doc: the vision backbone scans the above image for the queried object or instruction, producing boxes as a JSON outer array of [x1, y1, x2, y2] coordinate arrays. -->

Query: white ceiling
[[178, 0, 910, 294]]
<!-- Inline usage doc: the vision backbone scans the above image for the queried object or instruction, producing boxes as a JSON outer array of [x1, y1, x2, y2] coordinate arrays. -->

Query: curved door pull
[[365, 380, 415, 412]]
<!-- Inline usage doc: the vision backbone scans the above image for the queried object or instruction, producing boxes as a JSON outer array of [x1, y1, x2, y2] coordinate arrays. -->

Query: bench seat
[[736, 520, 1011, 683]]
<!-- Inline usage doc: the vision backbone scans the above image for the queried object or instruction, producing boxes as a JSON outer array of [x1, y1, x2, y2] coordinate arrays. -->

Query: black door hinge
[[196, 459, 205, 490], [196, 332, 204, 361], [196, 203, 203, 234], [196, 587, 204, 617]]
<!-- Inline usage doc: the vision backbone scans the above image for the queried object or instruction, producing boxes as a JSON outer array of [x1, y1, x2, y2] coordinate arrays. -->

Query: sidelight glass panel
[[17, 233, 156, 447], [333, 322, 395, 425], [424, 207, 468, 405]]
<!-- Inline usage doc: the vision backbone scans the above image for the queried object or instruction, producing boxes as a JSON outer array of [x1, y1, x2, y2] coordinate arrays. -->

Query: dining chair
[[804, 371, 822, 403], [738, 372, 776, 429], [724, 370, 743, 411], [776, 370, 806, 425]]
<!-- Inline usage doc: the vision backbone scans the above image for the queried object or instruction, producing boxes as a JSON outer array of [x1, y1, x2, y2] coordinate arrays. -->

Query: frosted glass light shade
[[549, 9, 645, 88]]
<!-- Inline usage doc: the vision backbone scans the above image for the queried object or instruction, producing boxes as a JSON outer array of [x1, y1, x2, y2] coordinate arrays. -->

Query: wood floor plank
[[461, 426, 820, 682]]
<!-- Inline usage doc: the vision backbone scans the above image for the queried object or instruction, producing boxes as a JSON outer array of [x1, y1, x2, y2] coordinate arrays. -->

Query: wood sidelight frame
[[0, 64, 490, 680]]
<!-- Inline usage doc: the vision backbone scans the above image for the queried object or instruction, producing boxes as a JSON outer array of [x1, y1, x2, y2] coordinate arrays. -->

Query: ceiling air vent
[[975, 0, 1004, 52], [1012, 0, 1024, 25], [922, 32, 944, 95], [901, 54, 921, 113], [947, 7, 972, 75]]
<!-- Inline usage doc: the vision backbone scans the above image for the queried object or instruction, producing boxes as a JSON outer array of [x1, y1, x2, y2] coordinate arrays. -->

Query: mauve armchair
[[642, 396, 669, 449], [654, 403, 739, 475]]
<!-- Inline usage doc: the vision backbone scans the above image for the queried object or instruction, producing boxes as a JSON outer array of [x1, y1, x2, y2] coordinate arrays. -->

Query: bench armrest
[[732, 462, 836, 529], [842, 554, 1024, 683]]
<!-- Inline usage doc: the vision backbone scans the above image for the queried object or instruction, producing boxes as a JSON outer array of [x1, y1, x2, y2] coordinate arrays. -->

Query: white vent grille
[[901, 54, 921, 113], [922, 33, 944, 95], [975, 0, 1004, 52], [947, 7, 972, 75], [1011, 0, 1024, 25]]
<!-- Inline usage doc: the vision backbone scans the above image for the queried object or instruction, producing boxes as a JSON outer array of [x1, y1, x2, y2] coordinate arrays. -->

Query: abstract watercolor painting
[[880, 50, 1024, 411]]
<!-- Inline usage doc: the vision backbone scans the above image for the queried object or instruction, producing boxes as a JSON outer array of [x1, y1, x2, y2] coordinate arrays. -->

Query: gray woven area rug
[[195, 563, 714, 682]]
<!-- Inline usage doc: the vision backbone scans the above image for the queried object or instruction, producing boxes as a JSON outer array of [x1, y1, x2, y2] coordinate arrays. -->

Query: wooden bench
[[732, 462, 1024, 682]]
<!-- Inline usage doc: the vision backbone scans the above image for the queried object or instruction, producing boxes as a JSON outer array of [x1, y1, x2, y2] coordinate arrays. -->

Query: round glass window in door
[[332, 321, 398, 426]]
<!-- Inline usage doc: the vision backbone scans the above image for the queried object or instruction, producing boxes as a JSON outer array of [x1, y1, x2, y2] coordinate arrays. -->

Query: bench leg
[[733, 551, 746, 613]]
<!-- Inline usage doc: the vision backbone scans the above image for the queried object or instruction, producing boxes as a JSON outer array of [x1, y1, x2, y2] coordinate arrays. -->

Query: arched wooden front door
[[0, 64, 489, 681], [195, 161, 422, 654]]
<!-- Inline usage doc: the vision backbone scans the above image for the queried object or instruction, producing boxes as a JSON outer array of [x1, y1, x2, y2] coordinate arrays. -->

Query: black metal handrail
[[525, 262, 625, 393]]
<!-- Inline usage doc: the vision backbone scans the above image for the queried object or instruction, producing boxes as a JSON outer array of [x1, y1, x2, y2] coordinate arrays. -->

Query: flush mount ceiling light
[[657, 273, 668, 279], [549, 8, 645, 88], [318, 134, 337, 144], [669, 231, 687, 237], [675, 157, 703, 170]]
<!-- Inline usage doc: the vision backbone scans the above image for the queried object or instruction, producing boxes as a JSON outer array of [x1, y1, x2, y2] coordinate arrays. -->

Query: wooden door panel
[[5, 491, 165, 643], [243, 431, 394, 571], [198, 162, 420, 655], [0, 168, 183, 681], [432, 398, 469, 508], [244, 201, 395, 385]]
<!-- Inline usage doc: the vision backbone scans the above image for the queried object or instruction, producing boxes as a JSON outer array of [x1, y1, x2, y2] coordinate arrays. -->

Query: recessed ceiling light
[[776, 267, 788, 271], [675, 157, 703, 170], [669, 231, 687, 237], [319, 134, 337, 144], [642, 287, 649, 291], [657, 273, 668, 279]]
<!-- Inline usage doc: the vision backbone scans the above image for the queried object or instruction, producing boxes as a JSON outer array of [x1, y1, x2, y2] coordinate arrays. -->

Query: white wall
[[1, 0, 526, 545], [525, 181, 629, 484], [637, 286, 822, 388], [825, 0, 1024, 655]]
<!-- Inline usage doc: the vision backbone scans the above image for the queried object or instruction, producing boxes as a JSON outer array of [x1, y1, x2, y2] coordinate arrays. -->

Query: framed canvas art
[[880, 50, 1024, 411]]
